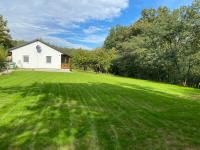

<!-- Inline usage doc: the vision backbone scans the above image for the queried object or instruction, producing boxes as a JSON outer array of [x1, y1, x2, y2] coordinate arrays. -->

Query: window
[[61, 55, 69, 64], [23, 55, 29, 63], [46, 56, 52, 63]]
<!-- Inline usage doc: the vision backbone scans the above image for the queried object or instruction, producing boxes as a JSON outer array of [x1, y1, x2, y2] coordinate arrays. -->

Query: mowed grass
[[0, 71, 200, 150]]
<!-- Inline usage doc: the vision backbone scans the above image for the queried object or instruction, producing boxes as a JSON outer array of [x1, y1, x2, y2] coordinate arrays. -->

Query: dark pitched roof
[[8, 39, 72, 57]]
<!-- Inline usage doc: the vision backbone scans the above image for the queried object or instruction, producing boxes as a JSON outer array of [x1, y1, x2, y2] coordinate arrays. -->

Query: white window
[[46, 56, 52, 63], [23, 55, 29, 63]]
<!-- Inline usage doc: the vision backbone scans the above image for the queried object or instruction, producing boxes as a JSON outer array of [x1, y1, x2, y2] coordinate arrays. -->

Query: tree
[[11, 40, 27, 47], [0, 15, 12, 48], [90, 48, 116, 73], [72, 48, 116, 73], [104, 26, 131, 54], [72, 49, 92, 71]]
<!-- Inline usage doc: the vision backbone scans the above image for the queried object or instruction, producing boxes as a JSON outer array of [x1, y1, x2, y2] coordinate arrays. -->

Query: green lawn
[[0, 71, 200, 150]]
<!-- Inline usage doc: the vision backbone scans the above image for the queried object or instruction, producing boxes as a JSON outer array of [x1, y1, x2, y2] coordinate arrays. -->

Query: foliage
[[73, 49, 92, 71], [104, 0, 200, 88], [0, 15, 12, 48], [0, 15, 11, 71], [72, 48, 116, 73], [104, 26, 131, 54], [11, 40, 27, 47], [0, 46, 7, 71]]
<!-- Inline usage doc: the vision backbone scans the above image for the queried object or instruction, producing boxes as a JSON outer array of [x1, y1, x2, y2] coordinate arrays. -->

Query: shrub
[[0, 46, 7, 71]]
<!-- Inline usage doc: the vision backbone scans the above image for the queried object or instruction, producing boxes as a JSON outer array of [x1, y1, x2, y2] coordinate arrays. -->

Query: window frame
[[46, 56, 52, 64], [23, 55, 29, 63]]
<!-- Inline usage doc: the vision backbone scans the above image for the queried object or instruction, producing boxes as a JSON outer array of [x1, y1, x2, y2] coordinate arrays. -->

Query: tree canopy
[[104, 0, 200, 87], [0, 15, 11, 48], [0, 15, 12, 70], [72, 48, 116, 73]]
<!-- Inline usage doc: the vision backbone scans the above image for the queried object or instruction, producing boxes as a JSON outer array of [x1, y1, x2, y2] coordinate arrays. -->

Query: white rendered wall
[[12, 41, 62, 69]]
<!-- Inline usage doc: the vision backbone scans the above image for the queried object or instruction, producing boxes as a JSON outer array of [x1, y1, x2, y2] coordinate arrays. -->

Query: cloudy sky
[[0, 0, 193, 49]]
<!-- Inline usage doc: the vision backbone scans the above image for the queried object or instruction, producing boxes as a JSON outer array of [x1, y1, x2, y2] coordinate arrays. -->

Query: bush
[[0, 46, 7, 71]]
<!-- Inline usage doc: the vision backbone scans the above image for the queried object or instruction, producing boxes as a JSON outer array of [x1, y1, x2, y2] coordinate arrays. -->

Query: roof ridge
[[8, 39, 71, 57]]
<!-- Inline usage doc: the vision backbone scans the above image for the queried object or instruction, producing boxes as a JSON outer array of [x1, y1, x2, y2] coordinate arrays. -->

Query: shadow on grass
[[0, 82, 200, 150]]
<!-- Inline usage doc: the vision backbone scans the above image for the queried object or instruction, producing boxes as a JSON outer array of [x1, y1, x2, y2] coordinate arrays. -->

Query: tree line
[[103, 0, 200, 88]]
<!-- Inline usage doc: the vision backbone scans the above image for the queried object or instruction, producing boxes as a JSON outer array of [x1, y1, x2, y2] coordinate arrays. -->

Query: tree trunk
[[183, 79, 187, 87], [183, 58, 191, 87]]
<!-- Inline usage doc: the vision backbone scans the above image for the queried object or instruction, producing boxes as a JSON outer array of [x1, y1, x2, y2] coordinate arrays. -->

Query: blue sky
[[0, 0, 193, 50]]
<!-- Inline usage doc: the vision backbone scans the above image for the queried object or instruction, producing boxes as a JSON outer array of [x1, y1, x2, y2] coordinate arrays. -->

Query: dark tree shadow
[[0, 82, 200, 150]]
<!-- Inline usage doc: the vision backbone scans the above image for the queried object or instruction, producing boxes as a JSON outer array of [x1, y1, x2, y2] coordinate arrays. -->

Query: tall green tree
[[104, 26, 131, 54], [90, 48, 116, 73], [72, 49, 91, 71], [0, 15, 11, 48]]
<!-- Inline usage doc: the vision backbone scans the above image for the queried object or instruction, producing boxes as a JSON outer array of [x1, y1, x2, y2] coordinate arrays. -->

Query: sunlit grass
[[0, 71, 200, 150]]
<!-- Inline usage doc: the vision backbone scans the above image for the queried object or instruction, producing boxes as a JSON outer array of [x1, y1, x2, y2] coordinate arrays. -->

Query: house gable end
[[9, 39, 71, 57]]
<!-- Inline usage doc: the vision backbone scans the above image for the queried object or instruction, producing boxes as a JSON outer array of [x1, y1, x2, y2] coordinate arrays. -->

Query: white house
[[8, 39, 71, 71]]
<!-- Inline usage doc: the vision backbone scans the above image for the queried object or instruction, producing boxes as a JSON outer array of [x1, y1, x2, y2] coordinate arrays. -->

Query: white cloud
[[79, 34, 107, 44], [9, 22, 67, 41], [83, 26, 102, 34], [44, 36, 93, 50], [0, 0, 129, 47]]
